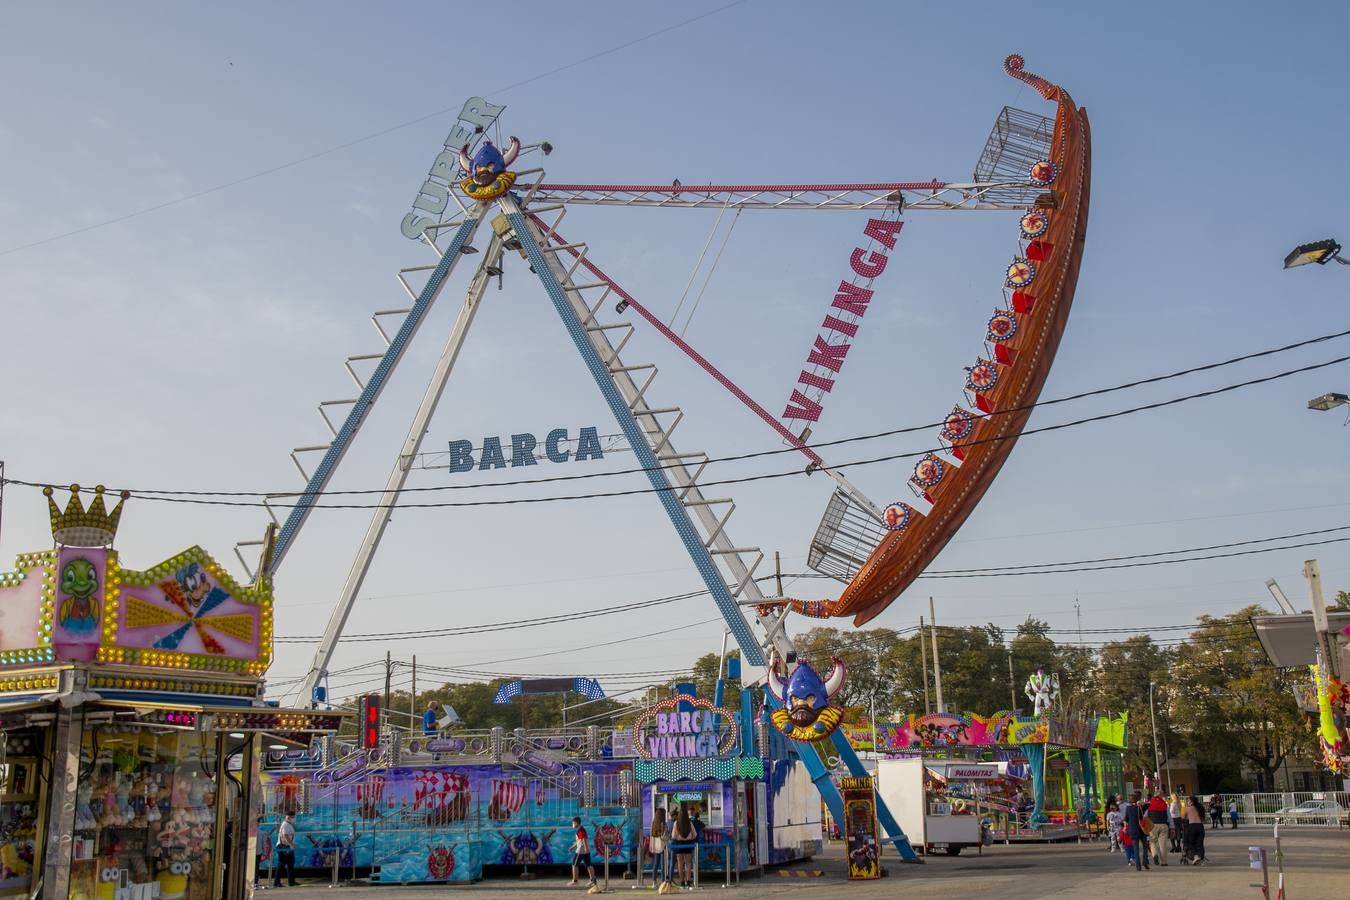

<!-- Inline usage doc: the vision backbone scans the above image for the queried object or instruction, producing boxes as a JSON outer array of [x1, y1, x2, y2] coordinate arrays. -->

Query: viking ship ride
[[773, 55, 1092, 626]]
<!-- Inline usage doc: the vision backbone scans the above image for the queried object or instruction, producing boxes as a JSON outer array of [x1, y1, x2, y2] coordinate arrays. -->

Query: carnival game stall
[[848, 707, 1127, 843], [0, 487, 347, 898]]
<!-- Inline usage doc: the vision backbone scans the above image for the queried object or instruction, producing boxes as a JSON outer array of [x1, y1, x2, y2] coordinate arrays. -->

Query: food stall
[[874, 758, 1000, 855], [0, 485, 347, 897]]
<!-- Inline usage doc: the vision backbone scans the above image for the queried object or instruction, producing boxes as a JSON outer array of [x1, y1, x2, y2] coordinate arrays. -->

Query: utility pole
[[1148, 681, 1163, 792], [384, 651, 393, 734], [1305, 559, 1341, 680], [410, 654, 417, 725], [1008, 649, 1017, 711], [1075, 598, 1083, 647], [919, 616, 932, 715], [774, 551, 783, 597], [929, 597, 945, 714]]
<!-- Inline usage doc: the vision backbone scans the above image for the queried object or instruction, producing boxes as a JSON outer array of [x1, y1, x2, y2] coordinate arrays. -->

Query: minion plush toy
[[156, 857, 190, 899]]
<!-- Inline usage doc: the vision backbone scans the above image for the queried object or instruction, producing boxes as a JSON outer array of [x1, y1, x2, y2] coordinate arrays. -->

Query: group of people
[[646, 805, 704, 890], [1103, 788, 1215, 870]]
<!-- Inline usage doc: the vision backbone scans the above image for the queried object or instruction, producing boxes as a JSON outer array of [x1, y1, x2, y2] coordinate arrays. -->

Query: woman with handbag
[[649, 808, 670, 887]]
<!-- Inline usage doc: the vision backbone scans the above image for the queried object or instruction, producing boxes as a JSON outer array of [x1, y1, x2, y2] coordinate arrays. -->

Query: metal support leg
[[298, 224, 502, 700], [273, 215, 483, 576], [504, 199, 764, 666], [41, 703, 81, 897]]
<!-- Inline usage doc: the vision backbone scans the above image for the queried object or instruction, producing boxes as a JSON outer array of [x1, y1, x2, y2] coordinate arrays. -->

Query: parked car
[[1273, 799, 1346, 824]]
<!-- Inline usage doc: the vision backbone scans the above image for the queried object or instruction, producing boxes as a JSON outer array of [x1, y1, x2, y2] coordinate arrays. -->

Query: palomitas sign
[[400, 96, 505, 240], [632, 695, 739, 760], [781, 214, 904, 425]]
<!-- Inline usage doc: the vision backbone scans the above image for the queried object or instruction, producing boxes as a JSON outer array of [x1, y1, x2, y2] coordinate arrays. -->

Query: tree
[[1081, 635, 1172, 776], [381, 679, 628, 730], [1169, 605, 1312, 790]]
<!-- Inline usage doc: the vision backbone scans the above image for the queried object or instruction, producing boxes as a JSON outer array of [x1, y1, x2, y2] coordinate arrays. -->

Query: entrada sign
[[401, 96, 505, 240], [447, 426, 604, 472]]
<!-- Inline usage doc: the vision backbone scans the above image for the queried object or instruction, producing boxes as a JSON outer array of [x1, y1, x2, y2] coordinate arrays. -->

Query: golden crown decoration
[[44, 483, 129, 547]]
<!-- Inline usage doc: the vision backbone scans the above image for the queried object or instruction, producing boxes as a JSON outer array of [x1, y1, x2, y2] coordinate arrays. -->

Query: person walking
[[1229, 798, 1239, 829], [273, 813, 297, 887], [1105, 799, 1123, 854], [1146, 791, 1170, 865], [567, 816, 597, 888], [1122, 792, 1151, 871], [1184, 795, 1207, 865], [1208, 795, 1223, 830], [670, 806, 698, 887], [1167, 788, 1184, 853], [649, 807, 670, 887], [255, 816, 273, 887]]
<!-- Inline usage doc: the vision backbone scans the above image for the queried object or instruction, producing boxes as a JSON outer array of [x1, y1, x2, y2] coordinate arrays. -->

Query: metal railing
[[1211, 791, 1349, 827]]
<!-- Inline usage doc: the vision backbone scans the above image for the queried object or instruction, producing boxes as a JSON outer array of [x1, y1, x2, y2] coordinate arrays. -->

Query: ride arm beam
[[269, 216, 483, 573], [296, 228, 505, 704], [527, 181, 1037, 212], [503, 196, 772, 667]]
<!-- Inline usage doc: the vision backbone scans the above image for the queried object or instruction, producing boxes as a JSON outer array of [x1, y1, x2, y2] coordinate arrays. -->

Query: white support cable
[[669, 199, 731, 328], [679, 207, 740, 339]]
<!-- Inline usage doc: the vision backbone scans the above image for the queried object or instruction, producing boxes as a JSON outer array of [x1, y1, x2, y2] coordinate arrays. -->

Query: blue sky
[[1, 1, 1347, 708]]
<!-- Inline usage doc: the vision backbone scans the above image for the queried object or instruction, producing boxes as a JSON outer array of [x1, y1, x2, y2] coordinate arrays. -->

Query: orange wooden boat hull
[[781, 57, 1092, 626]]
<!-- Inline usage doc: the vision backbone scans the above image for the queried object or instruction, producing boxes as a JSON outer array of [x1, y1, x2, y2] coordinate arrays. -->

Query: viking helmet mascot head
[[765, 653, 846, 742]]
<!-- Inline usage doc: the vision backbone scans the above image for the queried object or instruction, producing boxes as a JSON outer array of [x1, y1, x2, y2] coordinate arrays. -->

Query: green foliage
[[1168, 604, 1311, 786], [383, 679, 626, 730]]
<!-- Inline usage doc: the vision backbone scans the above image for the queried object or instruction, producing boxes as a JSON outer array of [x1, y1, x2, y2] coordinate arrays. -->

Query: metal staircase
[[232, 215, 485, 581]]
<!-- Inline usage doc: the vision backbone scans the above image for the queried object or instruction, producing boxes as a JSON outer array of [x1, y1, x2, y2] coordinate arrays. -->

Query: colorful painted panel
[[844, 711, 1124, 752], [840, 777, 880, 880], [102, 546, 272, 675], [0, 551, 52, 666], [53, 546, 107, 660], [259, 762, 639, 874], [0, 543, 272, 675]]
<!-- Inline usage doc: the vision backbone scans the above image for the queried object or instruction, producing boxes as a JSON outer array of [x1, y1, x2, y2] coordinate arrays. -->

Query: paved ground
[[257, 826, 1348, 898]]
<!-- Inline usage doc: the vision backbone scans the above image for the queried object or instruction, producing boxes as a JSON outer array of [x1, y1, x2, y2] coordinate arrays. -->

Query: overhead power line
[[11, 351, 1349, 510], [268, 521, 1334, 644], [0, 1, 752, 258], [10, 327, 1347, 500]]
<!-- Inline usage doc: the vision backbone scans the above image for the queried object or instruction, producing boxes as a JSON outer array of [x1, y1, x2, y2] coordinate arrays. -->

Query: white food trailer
[[875, 758, 999, 856]]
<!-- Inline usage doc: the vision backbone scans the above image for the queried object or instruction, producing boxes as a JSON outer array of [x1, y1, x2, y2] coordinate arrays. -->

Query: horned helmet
[[766, 653, 845, 730], [458, 137, 520, 186]]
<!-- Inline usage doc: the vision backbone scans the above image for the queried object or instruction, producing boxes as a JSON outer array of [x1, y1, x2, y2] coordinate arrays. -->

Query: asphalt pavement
[[254, 825, 1349, 898]]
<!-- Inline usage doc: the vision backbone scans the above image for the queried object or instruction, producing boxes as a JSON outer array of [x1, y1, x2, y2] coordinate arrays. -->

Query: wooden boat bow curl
[[763, 54, 1092, 626]]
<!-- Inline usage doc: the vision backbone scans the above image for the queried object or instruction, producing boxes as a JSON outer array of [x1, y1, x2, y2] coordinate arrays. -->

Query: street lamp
[[1307, 392, 1349, 412], [1283, 238, 1348, 268], [1148, 681, 1163, 794]]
